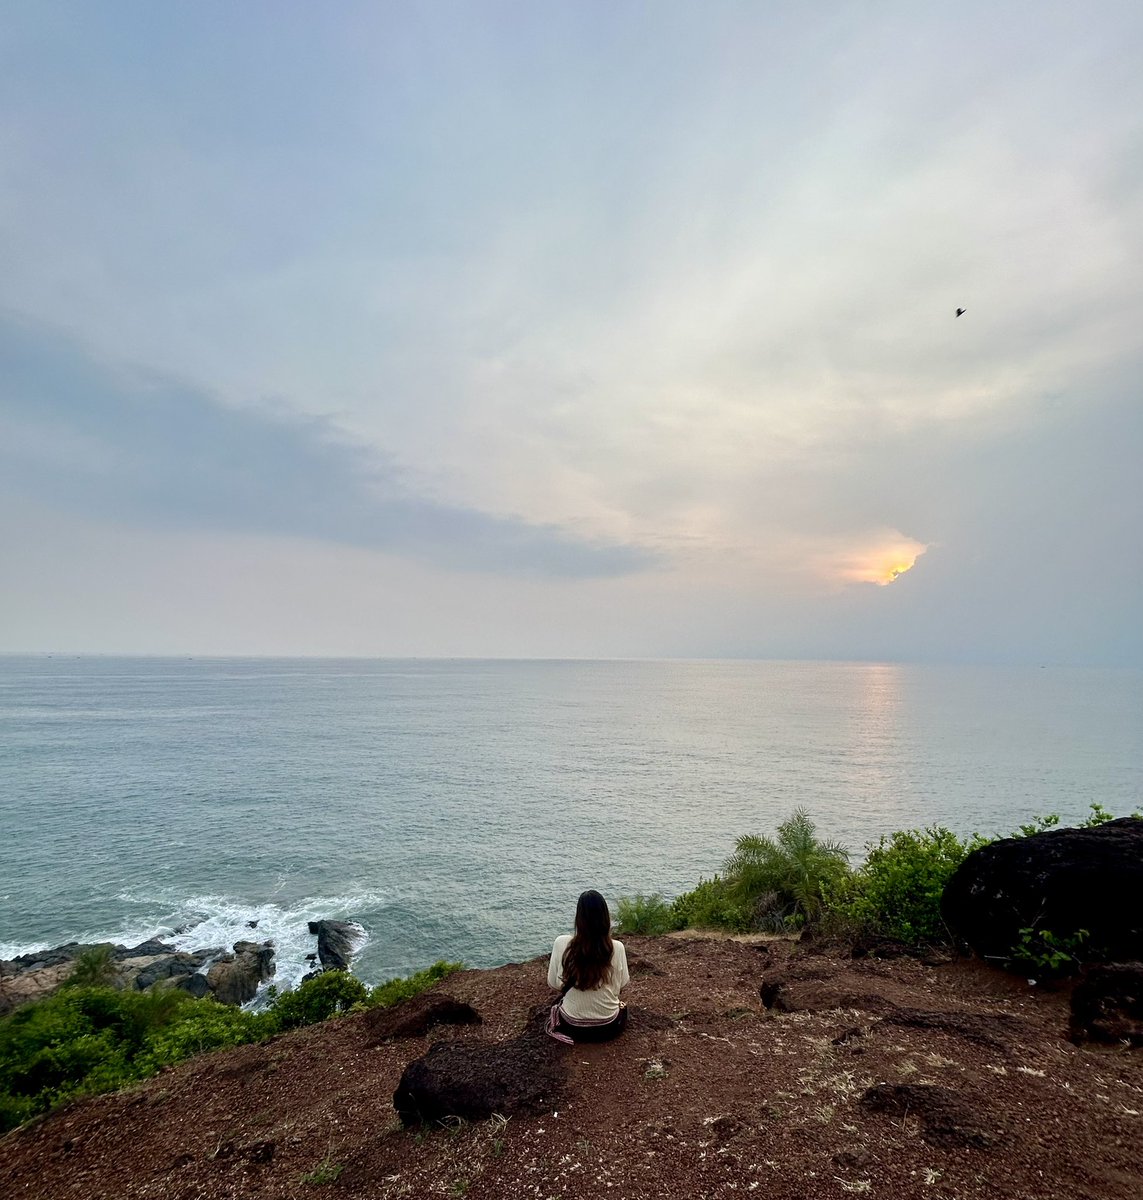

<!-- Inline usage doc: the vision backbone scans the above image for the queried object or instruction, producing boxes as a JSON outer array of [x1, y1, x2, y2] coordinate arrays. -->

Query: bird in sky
[[955, 307, 966, 317]]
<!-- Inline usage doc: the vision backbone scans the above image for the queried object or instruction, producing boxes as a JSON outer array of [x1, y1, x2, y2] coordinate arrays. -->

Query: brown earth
[[2, 936, 1141, 1200]]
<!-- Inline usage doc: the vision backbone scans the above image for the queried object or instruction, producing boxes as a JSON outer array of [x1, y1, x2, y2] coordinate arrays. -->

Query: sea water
[[1, 657, 1139, 992]]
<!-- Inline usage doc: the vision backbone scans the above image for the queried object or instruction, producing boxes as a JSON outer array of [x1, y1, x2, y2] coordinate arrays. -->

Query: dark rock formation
[[1, 935, 264, 1014], [307, 920, 362, 971], [941, 817, 1143, 963], [393, 1017, 566, 1125], [860, 1083, 1005, 1149], [363, 994, 483, 1042], [206, 941, 276, 1006], [171, 972, 211, 999], [131, 950, 215, 992], [1070, 963, 1143, 1045]]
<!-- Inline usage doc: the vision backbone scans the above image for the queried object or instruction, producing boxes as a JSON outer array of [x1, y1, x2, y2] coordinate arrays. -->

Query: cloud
[[0, 313, 655, 579]]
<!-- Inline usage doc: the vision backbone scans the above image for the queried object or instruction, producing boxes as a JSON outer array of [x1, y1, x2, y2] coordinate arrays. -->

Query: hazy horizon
[[2, 2, 1140, 665]]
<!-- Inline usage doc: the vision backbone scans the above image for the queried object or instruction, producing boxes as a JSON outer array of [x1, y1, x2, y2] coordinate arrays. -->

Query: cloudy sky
[[1, 1, 1140, 662]]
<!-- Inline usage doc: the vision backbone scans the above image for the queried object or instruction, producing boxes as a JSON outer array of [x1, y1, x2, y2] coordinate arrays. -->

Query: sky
[[1, 1, 1141, 662]]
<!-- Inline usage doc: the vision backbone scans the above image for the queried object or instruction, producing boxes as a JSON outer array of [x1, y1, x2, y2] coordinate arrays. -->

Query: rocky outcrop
[[307, 920, 362, 972], [941, 817, 1143, 964], [393, 1010, 566, 1125], [1, 937, 265, 1014], [206, 942, 276, 1006], [1070, 963, 1143, 1046], [363, 994, 482, 1043]]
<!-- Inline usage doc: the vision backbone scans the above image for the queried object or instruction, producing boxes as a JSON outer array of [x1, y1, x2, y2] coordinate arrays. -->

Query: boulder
[[1070, 963, 1143, 1046], [0, 960, 75, 1016], [131, 951, 214, 992], [307, 920, 362, 972], [393, 1015, 566, 1125], [171, 972, 211, 999], [941, 817, 1143, 964], [363, 994, 482, 1043], [207, 941, 276, 1006]]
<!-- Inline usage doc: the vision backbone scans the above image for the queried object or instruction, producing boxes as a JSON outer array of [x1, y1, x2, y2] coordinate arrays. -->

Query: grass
[[301, 1157, 344, 1185]]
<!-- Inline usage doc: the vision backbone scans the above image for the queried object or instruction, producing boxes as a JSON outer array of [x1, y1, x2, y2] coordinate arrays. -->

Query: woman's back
[[548, 932, 629, 1021]]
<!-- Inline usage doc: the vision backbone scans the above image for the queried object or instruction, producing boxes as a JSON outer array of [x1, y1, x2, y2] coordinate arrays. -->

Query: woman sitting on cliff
[[547, 889, 629, 1044]]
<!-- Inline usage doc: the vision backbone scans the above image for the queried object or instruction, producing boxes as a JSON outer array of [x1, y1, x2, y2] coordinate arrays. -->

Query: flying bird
[[955, 307, 966, 318]]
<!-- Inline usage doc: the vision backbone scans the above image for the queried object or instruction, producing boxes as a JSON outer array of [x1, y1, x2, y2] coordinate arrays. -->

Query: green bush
[[267, 970, 369, 1030], [826, 826, 969, 947], [1008, 927, 1089, 977], [723, 808, 851, 931], [615, 894, 678, 936], [137, 1001, 273, 1072], [64, 944, 118, 988], [0, 957, 466, 1134], [669, 876, 753, 932], [368, 960, 465, 1009], [0, 985, 210, 1129]]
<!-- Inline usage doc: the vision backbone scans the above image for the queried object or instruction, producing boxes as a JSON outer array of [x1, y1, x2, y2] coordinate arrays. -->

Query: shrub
[[368, 960, 465, 1010], [723, 808, 851, 931], [267, 970, 369, 1030], [615, 894, 677, 936], [0, 958, 467, 1134], [0, 985, 233, 1130], [1008, 927, 1090, 977], [826, 826, 969, 947], [64, 944, 118, 988], [669, 876, 752, 932]]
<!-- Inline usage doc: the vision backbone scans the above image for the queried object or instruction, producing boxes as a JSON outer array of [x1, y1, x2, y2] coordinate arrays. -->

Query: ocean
[[1, 657, 1139, 993]]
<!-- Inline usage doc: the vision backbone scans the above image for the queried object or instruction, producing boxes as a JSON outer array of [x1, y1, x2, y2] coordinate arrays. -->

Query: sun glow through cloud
[[836, 534, 930, 587]]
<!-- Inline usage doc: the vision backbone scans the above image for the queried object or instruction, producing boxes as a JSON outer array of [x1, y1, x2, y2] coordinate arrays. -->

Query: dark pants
[[550, 1002, 628, 1043]]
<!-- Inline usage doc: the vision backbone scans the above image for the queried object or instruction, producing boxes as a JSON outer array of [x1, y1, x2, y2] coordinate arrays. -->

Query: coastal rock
[[170, 972, 211, 999], [206, 942, 276, 1006], [130, 951, 215, 993], [941, 817, 1143, 964], [307, 920, 362, 972], [393, 1022, 565, 1124], [1070, 963, 1143, 1046], [0, 960, 76, 1016]]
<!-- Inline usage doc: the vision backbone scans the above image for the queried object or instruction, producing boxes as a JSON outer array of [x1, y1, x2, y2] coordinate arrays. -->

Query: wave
[[0, 887, 390, 998]]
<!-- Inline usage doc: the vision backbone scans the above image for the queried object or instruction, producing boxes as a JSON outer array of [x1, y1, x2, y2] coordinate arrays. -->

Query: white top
[[547, 933, 629, 1021]]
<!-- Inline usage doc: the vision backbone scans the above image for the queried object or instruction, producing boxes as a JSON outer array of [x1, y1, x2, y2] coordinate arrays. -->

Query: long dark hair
[[561, 890, 614, 992]]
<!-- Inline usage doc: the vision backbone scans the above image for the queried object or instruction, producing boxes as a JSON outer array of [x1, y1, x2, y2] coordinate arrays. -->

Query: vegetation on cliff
[[0, 958, 461, 1132]]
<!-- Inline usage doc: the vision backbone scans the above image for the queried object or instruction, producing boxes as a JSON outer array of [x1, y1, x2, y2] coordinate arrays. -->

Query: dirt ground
[[2, 936, 1140, 1200]]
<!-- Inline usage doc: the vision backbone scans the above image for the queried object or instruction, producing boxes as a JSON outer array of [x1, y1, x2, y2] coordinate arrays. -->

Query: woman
[[546, 889, 629, 1044]]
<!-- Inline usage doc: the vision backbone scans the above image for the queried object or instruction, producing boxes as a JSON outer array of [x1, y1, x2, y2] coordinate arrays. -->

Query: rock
[[941, 817, 1143, 964], [860, 1084, 1004, 1149], [307, 920, 362, 972], [393, 1021, 566, 1124], [363, 994, 483, 1042], [1070, 963, 1143, 1045], [206, 941, 276, 1006], [171, 973, 211, 999], [116, 939, 178, 961], [130, 951, 216, 992], [5, 942, 94, 971], [0, 960, 76, 1016]]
